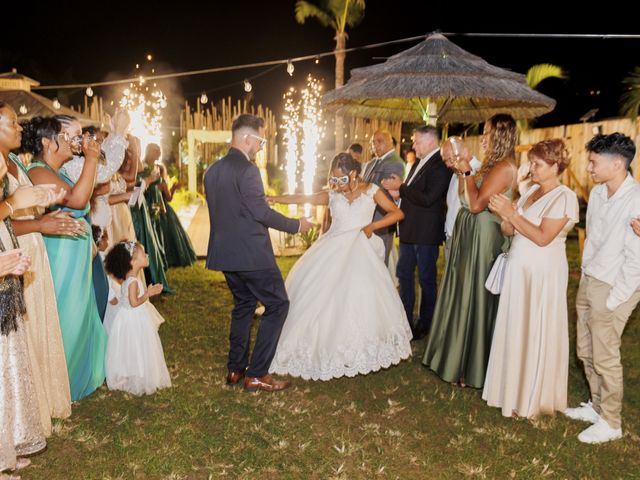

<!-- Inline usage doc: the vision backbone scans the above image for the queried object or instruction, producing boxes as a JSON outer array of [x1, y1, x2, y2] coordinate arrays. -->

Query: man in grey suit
[[362, 129, 405, 264], [204, 114, 313, 392]]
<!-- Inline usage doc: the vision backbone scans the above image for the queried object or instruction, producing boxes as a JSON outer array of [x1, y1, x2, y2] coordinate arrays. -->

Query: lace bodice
[[327, 184, 378, 234], [119, 277, 146, 310]]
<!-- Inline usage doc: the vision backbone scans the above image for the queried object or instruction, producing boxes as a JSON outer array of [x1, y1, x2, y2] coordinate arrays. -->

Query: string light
[[200, 92, 209, 104], [314, 57, 320, 64], [286, 60, 295, 77], [19, 105, 27, 115], [85, 87, 94, 97], [147, 54, 153, 61], [52, 98, 61, 109], [243, 80, 252, 92]]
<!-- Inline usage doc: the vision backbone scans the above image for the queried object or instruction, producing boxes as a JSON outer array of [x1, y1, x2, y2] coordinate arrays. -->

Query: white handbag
[[485, 252, 508, 294]]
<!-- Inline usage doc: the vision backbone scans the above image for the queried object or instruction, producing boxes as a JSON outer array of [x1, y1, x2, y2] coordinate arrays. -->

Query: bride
[[268, 152, 412, 381]]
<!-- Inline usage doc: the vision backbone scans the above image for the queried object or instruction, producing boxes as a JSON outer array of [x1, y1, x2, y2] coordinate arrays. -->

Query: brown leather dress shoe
[[244, 374, 290, 392], [225, 370, 246, 386]]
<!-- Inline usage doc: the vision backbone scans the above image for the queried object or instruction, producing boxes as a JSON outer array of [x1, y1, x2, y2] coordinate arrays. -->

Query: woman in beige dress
[[0, 104, 81, 436], [108, 137, 139, 246], [0, 150, 67, 480], [483, 139, 579, 418]]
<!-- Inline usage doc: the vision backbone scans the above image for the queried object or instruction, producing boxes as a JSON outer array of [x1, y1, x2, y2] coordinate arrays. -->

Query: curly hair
[[19, 116, 62, 156], [104, 241, 137, 280], [329, 152, 361, 177], [585, 132, 636, 169], [528, 139, 571, 174], [478, 114, 517, 179]]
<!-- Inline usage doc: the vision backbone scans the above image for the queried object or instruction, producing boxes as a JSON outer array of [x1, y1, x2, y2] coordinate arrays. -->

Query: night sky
[[3, 1, 640, 133]]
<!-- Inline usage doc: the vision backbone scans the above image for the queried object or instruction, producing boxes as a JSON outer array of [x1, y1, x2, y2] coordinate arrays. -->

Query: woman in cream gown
[[483, 139, 579, 418]]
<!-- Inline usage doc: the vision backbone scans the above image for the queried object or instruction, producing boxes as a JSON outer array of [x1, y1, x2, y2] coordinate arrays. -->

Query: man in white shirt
[[565, 133, 640, 444], [440, 139, 482, 260]]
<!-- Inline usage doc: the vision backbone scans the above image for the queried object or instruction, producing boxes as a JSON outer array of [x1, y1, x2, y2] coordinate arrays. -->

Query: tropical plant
[[295, 0, 365, 150], [519, 63, 567, 130], [620, 66, 640, 118]]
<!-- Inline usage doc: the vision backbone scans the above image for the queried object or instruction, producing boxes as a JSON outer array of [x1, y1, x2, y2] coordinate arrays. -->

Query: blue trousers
[[396, 243, 439, 333]]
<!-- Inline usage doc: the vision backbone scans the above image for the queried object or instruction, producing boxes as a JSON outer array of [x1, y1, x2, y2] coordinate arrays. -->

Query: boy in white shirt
[[565, 133, 640, 444]]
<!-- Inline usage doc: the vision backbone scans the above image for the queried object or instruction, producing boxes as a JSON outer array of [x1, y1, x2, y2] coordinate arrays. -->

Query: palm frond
[[345, 0, 365, 28], [295, 1, 335, 28], [620, 67, 640, 118], [525, 64, 567, 90]]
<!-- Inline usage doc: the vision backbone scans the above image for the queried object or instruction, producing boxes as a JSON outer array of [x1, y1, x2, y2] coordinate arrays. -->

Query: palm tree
[[295, 0, 365, 150], [519, 63, 567, 130], [620, 67, 640, 118]]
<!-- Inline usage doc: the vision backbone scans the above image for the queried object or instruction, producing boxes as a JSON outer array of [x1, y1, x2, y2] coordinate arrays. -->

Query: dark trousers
[[223, 268, 290, 377], [396, 242, 439, 333]]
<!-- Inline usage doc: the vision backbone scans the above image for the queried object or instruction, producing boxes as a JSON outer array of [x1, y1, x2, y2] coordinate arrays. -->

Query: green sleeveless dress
[[26, 162, 107, 401], [422, 176, 510, 388]]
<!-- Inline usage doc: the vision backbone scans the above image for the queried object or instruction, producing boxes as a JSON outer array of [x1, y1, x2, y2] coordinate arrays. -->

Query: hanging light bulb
[[19, 105, 27, 115], [200, 92, 209, 104], [146, 54, 153, 61], [286, 60, 295, 76], [314, 57, 320, 64], [52, 98, 61, 109], [86, 86, 94, 97], [243, 80, 252, 93]]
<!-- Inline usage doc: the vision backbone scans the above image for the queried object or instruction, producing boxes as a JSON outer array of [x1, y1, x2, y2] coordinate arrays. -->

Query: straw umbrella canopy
[[322, 34, 556, 124]]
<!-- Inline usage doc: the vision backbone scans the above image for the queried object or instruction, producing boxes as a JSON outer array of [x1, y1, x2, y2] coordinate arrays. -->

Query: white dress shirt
[[582, 174, 640, 310], [406, 148, 439, 185], [445, 157, 482, 237]]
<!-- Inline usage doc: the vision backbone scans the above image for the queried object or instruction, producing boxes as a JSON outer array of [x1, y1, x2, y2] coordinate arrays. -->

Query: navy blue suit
[[205, 147, 299, 377]]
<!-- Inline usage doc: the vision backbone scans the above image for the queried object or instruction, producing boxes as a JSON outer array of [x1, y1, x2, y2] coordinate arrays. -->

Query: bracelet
[[4, 201, 14, 216]]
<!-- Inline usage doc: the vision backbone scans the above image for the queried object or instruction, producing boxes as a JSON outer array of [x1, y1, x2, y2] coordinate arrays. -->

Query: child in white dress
[[104, 240, 171, 395]]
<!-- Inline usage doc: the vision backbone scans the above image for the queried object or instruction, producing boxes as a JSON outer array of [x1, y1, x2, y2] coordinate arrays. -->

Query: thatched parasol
[[0, 71, 97, 127], [322, 34, 556, 124]]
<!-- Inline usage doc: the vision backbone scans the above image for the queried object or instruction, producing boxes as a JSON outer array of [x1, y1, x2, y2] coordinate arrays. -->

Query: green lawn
[[27, 240, 640, 479]]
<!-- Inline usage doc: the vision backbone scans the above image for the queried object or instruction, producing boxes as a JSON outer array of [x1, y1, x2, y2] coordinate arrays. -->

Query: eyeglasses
[[70, 133, 98, 145], [328, 175, 350, 186], [245, 133, 267, 148], [57, 132, 70, 142]]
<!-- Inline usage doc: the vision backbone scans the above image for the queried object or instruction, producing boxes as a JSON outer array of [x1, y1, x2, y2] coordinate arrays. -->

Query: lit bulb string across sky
[[30, 32, 640, 92]]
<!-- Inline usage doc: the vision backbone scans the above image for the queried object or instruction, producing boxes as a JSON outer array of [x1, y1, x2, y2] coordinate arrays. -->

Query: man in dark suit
[[382, 126, 452, 340], [362, 129, 405, 264], [204, 114, 313, 392]]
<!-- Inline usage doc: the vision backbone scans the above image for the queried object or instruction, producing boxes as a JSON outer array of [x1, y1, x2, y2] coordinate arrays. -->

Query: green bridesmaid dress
[[146, 177, 196, 268], [422, 178, 509, 388], [26, 162, 107, 401], [130, 173, 173, 293]]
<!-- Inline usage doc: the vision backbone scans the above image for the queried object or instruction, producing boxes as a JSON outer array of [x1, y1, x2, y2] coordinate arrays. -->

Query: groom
[[204, 114, 313, 392]]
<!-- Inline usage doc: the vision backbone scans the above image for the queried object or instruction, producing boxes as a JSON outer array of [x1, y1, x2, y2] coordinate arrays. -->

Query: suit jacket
[[204, 147, 299, 271], [363, 150, 406, 235], [398, 150, 452, 245]]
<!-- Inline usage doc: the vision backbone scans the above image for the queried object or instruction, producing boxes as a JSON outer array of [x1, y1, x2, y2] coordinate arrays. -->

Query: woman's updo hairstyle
[[19, 116, 62, 156], [329, 152, 361, 177]]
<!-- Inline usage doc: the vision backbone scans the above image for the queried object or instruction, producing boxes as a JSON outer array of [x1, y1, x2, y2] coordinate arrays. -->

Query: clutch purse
[[485, 252, 508, 295]]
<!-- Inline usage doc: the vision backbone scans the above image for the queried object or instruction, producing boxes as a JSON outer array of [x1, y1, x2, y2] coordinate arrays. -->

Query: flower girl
[[104, 240, 171, 395]]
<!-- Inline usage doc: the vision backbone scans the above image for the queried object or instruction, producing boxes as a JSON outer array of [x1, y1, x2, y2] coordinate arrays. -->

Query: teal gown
[[26, 162, 107, 401], [422, 178, 510, 388]]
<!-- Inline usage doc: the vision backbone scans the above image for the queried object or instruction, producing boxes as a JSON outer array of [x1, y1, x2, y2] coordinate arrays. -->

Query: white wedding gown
[[269, 184, 412, 381]]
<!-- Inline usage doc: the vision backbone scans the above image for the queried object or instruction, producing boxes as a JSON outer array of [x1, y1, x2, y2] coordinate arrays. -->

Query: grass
[[27, 240, 640, 479]]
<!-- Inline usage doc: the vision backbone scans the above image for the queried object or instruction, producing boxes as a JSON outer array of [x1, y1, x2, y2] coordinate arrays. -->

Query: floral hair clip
[[124, 240, 137, 257]]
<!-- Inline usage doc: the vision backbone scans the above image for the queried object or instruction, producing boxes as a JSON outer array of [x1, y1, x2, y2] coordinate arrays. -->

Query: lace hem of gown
[[270, 328, 412, 381]]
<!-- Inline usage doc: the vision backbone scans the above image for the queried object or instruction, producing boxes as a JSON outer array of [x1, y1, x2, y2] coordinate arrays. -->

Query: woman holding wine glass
[[422, 114, 518, 389]]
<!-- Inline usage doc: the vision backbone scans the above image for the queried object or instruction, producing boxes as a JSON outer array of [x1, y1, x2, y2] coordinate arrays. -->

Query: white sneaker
[[564, 401, 601, 423], [578, 418, 622, 444]]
